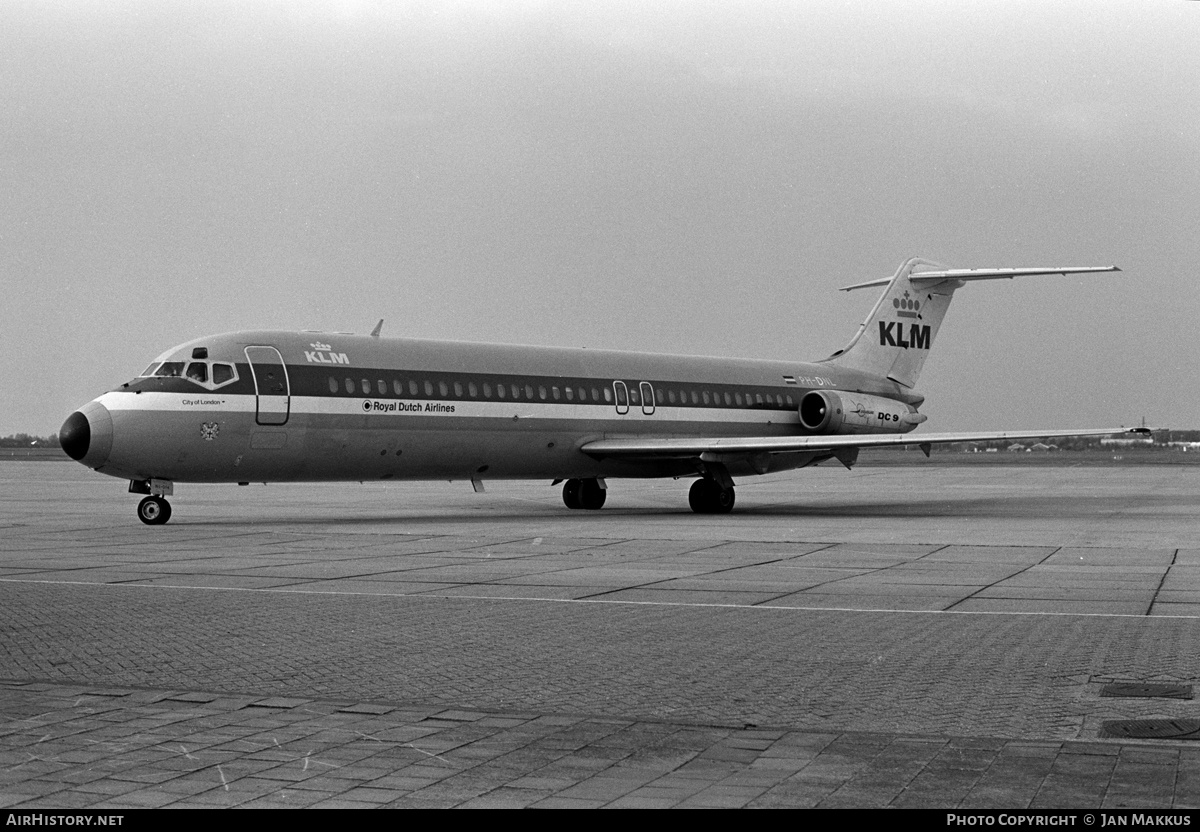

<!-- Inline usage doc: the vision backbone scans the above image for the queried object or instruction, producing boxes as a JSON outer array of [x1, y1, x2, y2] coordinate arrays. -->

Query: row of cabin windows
[[327, 376, 796, 409]]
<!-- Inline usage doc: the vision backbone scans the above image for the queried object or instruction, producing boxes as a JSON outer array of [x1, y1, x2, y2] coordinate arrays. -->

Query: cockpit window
[[211, 363, 235, 386], [185, 362, 208, 384], [139, 359, 237, 389]]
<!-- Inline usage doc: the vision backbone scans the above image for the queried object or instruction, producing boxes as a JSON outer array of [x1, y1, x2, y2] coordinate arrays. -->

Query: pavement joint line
[[1, 575, 1199, 619], [1148, 548, 1182, 615], [943, 545, 1063, 612], [575, 540, 793, 600]]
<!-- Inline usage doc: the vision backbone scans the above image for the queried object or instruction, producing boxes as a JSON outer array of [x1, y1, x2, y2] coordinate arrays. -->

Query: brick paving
[[2, 464, 1200, 807], [4, 681, 1200, 809]]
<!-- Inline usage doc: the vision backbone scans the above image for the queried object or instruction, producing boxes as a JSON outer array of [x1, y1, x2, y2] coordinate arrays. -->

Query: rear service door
[[639, 382, 656, 416], [613, 381, 629, 415], [245, 346, 291, 426]]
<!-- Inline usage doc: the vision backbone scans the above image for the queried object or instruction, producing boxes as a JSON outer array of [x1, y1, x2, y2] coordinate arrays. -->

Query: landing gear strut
[[137, 496, 172, 526], [689, 479, 735, 514], [563, 478, 606, 510]]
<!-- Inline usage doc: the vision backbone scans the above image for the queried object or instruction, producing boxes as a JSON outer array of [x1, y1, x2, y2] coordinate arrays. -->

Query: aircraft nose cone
[[59, 411, 90, 460], [59, 402, 113, 469]]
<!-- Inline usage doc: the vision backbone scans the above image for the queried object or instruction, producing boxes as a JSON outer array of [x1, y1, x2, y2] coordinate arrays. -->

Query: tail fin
[[822, 258, 1120, 389]]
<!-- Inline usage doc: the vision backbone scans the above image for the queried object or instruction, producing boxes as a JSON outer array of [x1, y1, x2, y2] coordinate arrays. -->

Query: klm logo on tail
[[879, 290, 930, 350], [879, 321, 931, 350]]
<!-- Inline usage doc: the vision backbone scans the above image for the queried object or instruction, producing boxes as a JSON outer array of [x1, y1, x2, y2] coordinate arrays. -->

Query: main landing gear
[[563, 478, 606, 510], [137, 496, 172, 526], [689, 479, 735, 514]]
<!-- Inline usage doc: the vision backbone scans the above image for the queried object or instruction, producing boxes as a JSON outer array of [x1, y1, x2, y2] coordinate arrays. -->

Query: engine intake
[[798, 390, 926, 435]]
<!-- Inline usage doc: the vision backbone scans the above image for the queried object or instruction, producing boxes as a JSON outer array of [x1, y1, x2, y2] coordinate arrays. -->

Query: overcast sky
[[3, 0, 1197, 435]]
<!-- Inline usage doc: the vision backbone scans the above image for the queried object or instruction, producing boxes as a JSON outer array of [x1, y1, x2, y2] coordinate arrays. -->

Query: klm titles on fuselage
[[304, 343, 350, 365], [363, 400, 456, 414], [879, 321, 931, 350]]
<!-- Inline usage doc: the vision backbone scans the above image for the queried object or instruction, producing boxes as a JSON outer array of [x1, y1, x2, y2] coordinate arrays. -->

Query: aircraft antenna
[[370, 319, 384, 337]]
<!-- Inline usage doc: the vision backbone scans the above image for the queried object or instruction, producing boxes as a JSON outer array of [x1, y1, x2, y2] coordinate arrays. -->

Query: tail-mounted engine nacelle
[[798, 390, 927, 435]]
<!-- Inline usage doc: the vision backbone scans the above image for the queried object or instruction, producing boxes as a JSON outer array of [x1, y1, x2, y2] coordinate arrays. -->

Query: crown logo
[[892, 291, 923, 319], [310, 341, 332, 351]]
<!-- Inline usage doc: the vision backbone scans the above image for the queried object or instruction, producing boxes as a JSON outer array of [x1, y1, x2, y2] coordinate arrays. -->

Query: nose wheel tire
[[137, 496, 172, 525], [689, 479, 735, 514]]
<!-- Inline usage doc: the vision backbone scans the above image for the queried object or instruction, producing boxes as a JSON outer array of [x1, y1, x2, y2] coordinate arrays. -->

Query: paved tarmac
[[2, 460, 1200, 808]]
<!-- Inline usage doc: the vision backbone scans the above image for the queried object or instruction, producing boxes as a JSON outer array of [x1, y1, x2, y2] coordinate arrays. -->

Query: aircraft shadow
[[171, 494, 1132, 527]]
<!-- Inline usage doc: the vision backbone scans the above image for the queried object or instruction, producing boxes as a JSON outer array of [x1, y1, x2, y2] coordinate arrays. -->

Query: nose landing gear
[[136, 496, 172, 525]]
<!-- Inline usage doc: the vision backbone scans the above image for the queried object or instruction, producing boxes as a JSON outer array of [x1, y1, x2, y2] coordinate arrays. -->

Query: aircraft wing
[[581, 427, 1151, 459]]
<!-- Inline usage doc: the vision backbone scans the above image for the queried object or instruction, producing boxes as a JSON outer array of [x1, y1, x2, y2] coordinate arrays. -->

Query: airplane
[[58, 257, 1147, 525]]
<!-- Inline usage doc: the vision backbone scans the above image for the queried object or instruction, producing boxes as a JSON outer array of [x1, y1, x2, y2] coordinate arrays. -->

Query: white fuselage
[[62, 330, 914, 486]]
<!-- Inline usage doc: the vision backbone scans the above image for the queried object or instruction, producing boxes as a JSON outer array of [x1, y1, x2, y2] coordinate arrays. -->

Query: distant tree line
[[934, 429, 1200, 454], [0, 433, 58, 448]]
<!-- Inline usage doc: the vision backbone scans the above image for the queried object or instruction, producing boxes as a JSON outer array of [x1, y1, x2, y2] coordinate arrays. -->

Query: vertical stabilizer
[[822, 259, 1120, 389], [822, 258, 958, 388]]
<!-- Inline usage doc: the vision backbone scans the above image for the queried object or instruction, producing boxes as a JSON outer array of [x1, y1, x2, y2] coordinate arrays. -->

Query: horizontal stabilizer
[[840, 265, 1120, 292]]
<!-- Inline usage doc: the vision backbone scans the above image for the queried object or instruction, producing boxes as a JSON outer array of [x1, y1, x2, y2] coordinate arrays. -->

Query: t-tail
[[822, 257, 1120, 389]]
